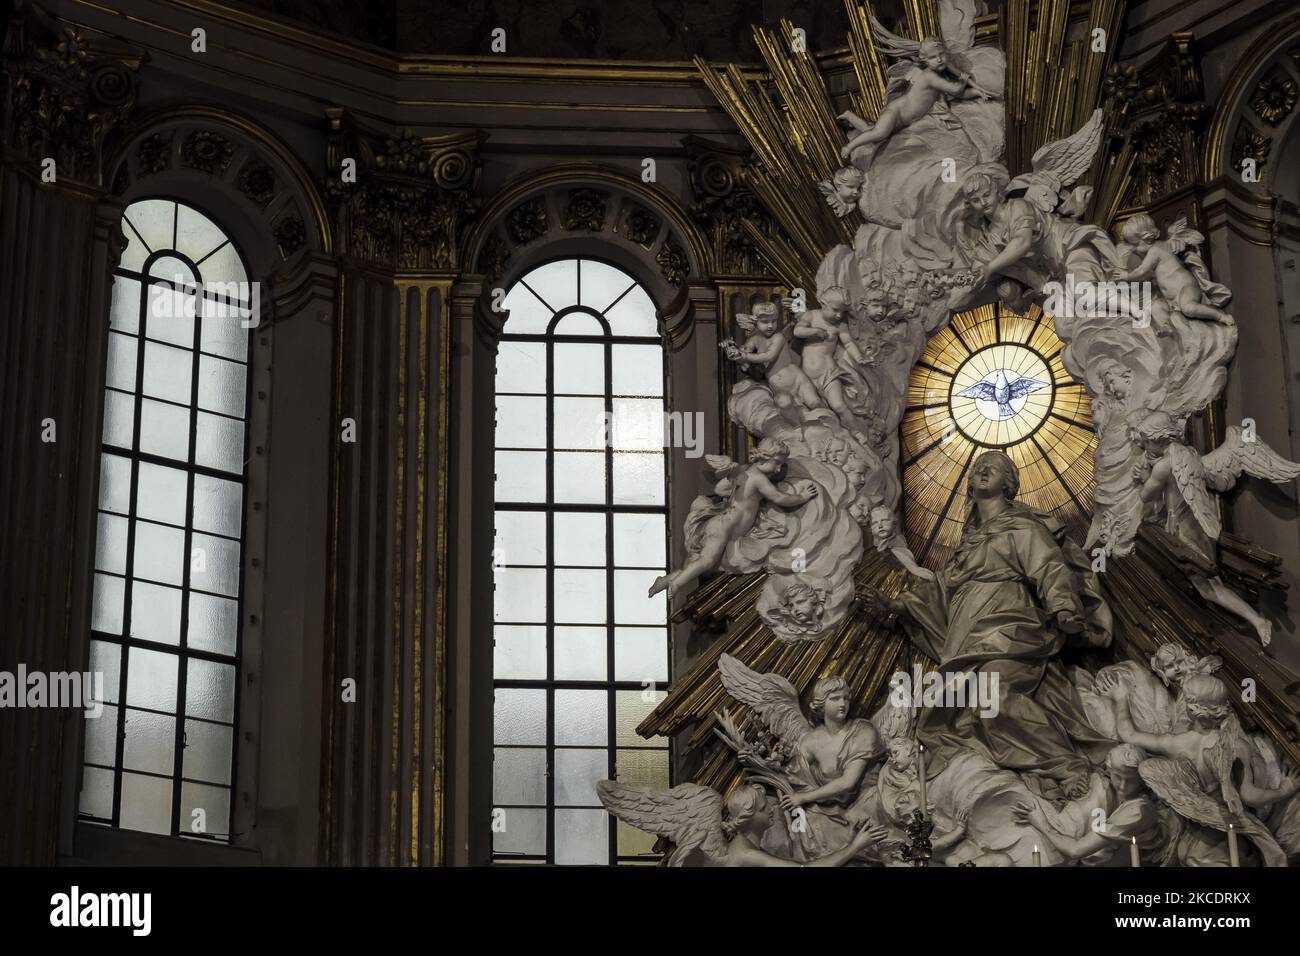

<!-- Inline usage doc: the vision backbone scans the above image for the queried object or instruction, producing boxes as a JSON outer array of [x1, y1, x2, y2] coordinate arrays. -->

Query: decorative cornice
[[323, 108, 484, 272], [1099, 33, 1206, 216], [683, 135, 778, 278], [1, 0, 143, 188]]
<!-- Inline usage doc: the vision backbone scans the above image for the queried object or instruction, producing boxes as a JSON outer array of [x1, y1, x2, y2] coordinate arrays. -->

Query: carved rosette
[[1250, 67, 1298, 127], [1231, 119, 1271, 177], [507, 197, 548, 245], [1, 5, 142, 187], [622, 204, 661, 247], [478, 234, 511, 281], [238, 159, 278, 208], [136, 131, 174, 175], [273, 215, 306, 257], [655, 235, 688, 286], [324, 109, 483, 271], [563, 188, 607, 231], [180, 129, 235, 176]]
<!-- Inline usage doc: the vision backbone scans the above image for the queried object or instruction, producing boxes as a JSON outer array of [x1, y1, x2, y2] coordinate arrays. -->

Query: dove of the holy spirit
[[958, 369, 1049, 421]]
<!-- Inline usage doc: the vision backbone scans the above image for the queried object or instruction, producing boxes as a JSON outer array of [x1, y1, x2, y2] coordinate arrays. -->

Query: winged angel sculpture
[[1130, 414, 1300, 645], [595, 781, 889, 867], [714, 654, 884, 858], [660, 0, 1297, 654]]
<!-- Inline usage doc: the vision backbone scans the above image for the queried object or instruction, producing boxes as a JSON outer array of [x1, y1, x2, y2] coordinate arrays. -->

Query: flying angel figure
[[837, 0, 999, 166], [1131, 411, 1300, 645], [595, 780, 886, 867], [957, 369, 1049, 419]]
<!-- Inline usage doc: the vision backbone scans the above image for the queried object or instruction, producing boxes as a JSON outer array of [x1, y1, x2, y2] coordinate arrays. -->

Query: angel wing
[[717, 653, 814, 748], [733, 313, 757, 334], [1139, 757, 1287, 866], [1030, 108, 1105, 189], [596, 781, 728, 866], [1201, 425, 1300, 491], [816, 179, 855, 218], [883, 61, 917, 104], [1162, 216, 1206, 256], [1165, 441, 1220, 541], [703, 453, 744, 480]]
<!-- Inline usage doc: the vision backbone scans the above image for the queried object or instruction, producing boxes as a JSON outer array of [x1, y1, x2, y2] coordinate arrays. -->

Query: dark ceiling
[[236, 0, 923, 61]]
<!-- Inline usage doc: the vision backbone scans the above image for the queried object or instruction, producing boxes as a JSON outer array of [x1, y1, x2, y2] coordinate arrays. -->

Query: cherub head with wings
[[733, 301, 782, 339], [817, 166, 865, 218]]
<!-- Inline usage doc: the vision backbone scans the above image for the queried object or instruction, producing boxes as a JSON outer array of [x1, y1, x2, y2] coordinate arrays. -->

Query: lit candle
[[1228, 824, 1239, 868], [1129, 836, 1140, 868], [916, 744, 927, 817], [1032, 844, 1041, 867]]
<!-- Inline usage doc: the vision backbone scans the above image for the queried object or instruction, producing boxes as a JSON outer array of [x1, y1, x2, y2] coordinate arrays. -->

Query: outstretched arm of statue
[[1013, 800, 1109, 861], [982, 220, 1036, 281], [731, 821, 889, 867], [1112, 247, 1160, 284], [744, 335, 783, 367], [753, 471, 816, 509], [837, 328, 867, 365]]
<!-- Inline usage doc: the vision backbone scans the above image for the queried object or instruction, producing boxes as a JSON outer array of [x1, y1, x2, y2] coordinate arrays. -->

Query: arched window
[[80, 198, 252, 842], [492, 257, 671, 864]]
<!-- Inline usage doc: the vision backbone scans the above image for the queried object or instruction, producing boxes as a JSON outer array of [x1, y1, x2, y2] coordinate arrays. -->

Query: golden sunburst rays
[[694, 12, 874, 293], [1001, 0, 1129, 218], [901, 303, 1097, 569]]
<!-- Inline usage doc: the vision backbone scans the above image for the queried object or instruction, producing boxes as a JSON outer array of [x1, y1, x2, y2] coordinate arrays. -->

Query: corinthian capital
[[2, 0, 143, 188]]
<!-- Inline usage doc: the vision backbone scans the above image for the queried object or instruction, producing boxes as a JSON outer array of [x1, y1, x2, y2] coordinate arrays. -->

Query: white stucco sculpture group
[[650, 0, 1298, 646], [612, 0, 1300, 866]]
